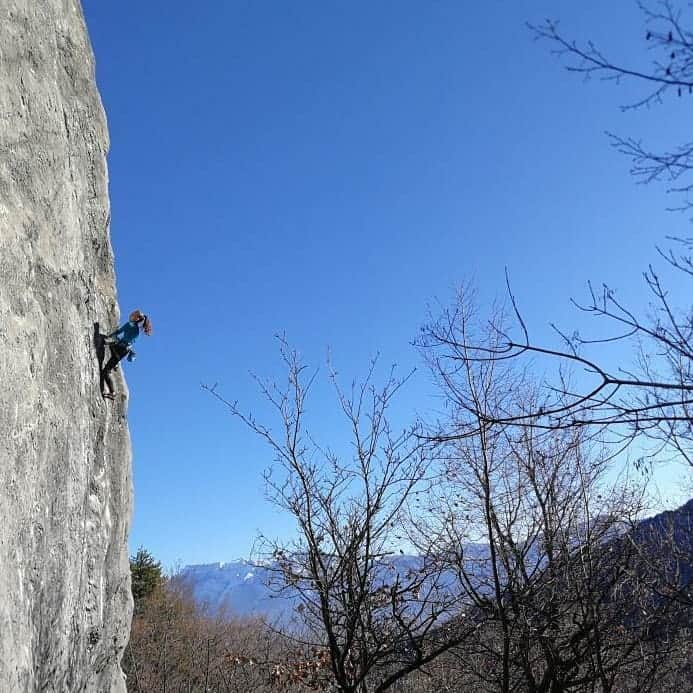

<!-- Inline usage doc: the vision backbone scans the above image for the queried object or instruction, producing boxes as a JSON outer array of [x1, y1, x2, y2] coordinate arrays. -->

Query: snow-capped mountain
[[178, 554, 456, 623], [179, 560, 294, 621], [179, 500, 693, 622]]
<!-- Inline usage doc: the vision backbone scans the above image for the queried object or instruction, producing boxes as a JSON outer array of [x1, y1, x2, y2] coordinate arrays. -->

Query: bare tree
[[124, 573, 292, 693], [530, 1, 693, 212], [205, 338, 474, 693], [416, 269, 693, 473], [415, 294, 690, 692], [489, 3, 693, 465]]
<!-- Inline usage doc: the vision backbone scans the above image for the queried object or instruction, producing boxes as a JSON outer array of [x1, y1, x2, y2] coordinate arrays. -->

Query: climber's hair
[[142, 314, 153, 336], [129, 309, 153, 336]]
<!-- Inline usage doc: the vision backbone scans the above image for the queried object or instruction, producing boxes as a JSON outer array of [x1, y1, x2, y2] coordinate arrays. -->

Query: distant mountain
[[179, 561, 295, 622], [178, 555, 441, 623], [629, 497, 693, 588], [633, 498, 693, 549], [180, 500, 693, 621]]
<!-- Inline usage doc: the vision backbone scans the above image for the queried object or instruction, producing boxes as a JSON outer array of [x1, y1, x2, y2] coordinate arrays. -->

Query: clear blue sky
[[82, 0, 692, 568]]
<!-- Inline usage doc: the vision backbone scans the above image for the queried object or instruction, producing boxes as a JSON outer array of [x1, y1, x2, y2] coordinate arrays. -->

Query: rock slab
[[0, 0, 132, 690]]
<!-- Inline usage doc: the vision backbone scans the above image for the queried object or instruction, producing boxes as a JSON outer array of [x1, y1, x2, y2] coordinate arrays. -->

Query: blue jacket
[[109, 321, 141, 346]]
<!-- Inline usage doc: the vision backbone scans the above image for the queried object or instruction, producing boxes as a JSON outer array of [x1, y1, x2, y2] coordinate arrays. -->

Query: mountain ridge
[[180, 499, 693, 621]]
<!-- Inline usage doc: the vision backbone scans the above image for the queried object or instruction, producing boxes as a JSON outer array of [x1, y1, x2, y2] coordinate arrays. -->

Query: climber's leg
[[101, 344, 127, 397]]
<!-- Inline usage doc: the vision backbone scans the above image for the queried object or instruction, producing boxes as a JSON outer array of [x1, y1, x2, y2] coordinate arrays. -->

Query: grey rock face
[[0, 1, 132, 690]]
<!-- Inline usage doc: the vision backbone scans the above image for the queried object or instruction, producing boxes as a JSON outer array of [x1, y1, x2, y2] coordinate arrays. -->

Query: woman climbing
[[101, 309, 152, 399]]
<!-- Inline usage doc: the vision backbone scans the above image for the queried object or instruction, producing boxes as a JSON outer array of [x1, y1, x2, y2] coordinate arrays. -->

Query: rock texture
[[0, 1, 132, 690]]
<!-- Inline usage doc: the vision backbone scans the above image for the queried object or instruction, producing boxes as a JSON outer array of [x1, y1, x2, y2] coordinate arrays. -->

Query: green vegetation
[[130, 547, 165, 613]]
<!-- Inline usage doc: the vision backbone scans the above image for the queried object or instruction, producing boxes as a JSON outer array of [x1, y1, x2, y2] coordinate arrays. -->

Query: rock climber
[[101, 309, 152, 399]]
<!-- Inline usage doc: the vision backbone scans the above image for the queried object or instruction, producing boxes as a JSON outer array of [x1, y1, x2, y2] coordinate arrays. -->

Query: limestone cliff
[[0, 1, 132, 690]]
